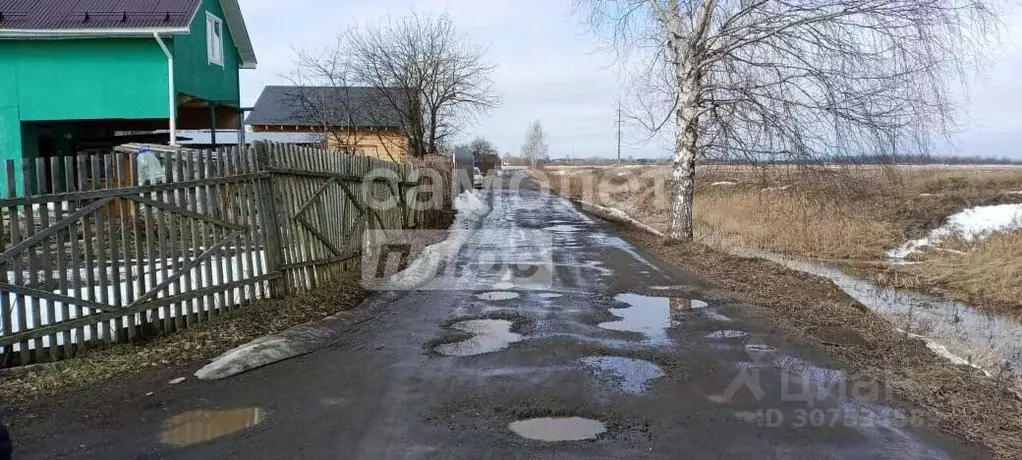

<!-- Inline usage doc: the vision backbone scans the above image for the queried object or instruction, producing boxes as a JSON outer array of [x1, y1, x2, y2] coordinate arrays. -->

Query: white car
[[473, 167, 484, 189]]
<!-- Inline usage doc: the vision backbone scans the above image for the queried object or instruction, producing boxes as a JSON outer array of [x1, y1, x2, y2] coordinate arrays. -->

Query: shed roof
[[0, 0, 256, 68], [245, 86, 409, 129]]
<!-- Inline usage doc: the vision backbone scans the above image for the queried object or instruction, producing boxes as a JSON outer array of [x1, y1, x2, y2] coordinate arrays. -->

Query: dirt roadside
[[608, 221, 1022, 458]]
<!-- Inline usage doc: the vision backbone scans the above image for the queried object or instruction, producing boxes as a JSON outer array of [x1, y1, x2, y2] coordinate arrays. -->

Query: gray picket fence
[[0, 142, 424, 367]]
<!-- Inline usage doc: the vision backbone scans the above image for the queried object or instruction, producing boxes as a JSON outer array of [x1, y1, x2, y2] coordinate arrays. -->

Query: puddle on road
[[538, 293, 563, 299], [160, 408, 263, 447], [581, 356, 666, 394], [706, 330, 748, 339], [599, 293, 673, 345], [773, 355, 844, 383], [544, 224, 582, 233], [509, 417, 607, 441], [434, 319, 524, 356], [476, 291, 520, 301]]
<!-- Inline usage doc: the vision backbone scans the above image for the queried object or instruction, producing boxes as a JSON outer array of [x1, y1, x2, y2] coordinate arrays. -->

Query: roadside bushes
[[411, 154, 455, 229]]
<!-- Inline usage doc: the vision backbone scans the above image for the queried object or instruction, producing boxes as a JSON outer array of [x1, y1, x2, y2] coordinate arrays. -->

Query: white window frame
[[206, 12, 224, 67]]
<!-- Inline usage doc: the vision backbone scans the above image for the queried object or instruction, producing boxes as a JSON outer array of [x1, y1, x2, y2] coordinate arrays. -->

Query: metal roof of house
[[245, 86, 409, 129], [0, 0, 256, 68]]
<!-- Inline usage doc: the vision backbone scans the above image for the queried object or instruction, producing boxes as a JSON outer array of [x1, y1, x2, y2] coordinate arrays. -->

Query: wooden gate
[[258, 143, 419, 293], [0, 142, 422, 367]]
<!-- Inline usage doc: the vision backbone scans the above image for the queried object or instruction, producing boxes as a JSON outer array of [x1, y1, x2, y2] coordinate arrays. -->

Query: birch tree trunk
[[661, 0, 701, 242], [667, 67, 699, 241]]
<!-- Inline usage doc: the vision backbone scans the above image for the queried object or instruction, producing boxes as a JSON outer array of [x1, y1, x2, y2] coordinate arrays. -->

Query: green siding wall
[[0, 107, 23, 194], [3, 39, 169, 122], [174, 0, 241, 106], [0, 0, 246, 195], [0, 38, 168, 194]]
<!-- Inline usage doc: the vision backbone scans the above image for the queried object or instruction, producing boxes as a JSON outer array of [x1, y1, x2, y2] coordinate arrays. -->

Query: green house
[[0, 0, 257, 193]]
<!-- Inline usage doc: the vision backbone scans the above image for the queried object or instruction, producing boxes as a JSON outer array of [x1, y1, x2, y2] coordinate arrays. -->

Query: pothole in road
[[706, 330, 749, 339], [434, 319, 523, 356], [509, 417, 607, 441], [581, 356, 666, 394], [599, 293, 704, 345], [477, 291, 520, 301], [159, 408, 264, 447], [543, 224, 582, 233]]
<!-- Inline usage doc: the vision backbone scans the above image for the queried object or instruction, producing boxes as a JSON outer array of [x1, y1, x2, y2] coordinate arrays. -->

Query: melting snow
[[889, 203, 1022, 259]]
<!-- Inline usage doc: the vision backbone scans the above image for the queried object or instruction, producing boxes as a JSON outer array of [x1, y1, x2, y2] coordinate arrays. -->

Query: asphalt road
[[13, 177, 980, 459]]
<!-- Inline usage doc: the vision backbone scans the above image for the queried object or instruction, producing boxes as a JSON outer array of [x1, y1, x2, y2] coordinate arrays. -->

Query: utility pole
[[616, 102, 622, 164]]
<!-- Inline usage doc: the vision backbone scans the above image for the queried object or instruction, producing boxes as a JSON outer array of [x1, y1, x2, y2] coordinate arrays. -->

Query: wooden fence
[[0, 142, 423, 367]]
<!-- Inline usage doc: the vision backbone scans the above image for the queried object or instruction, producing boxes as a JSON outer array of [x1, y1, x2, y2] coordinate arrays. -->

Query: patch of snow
[[896, 328, 991, 376], [889, 203, 1022, 259], [195, 312, 352, 380], [711, 181, 737, 186], [1005, 191, 1022, 196], [761, 185, 792, 192], [168, 377, 186, 385], [371, 190, 490, 291]]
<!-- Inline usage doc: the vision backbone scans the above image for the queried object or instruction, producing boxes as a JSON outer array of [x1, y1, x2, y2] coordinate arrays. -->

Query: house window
[[206, 13, 224, 66]]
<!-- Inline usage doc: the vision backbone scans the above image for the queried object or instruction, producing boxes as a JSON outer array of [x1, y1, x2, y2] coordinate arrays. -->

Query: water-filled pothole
[[598, 293, 673, 345], [434, 319, 523, 356], [160, 408, 263, 447], [544, 224, 582, 233], [706, 330, 748, 339], [476, 291, 520, 301], [581, 356, 665, 394], [509, 417, 606, 441]]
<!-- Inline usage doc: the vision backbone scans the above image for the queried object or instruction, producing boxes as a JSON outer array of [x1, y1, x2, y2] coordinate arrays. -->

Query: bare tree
[[522, 121, 550, 166], [286, 47, 372, 155], [576, 0, 998, 241], [344, 12, 500, 157]]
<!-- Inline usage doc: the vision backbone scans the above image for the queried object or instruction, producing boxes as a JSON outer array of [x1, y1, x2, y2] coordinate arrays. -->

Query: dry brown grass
[[914, 231, 1022, 309], [539, 164, 1022, 312]]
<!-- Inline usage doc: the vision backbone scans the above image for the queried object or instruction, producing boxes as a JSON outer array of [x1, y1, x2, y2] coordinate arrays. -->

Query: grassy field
[[537, 164, 1022, 314]]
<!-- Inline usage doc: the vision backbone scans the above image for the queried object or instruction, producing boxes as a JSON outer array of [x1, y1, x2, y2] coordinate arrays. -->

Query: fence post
[[253, 142, 287, 297]]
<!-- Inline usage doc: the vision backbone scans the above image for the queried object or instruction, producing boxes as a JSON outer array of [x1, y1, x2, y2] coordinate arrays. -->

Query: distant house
[[245, 86, 411, 163], [0, 0, 257, 192]]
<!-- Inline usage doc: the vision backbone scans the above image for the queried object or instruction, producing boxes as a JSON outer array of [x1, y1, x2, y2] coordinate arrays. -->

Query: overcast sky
[[237, 0, 1022, 160]]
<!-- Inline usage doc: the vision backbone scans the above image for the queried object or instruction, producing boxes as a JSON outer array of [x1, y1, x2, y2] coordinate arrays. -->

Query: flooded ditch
[[728, 247, 1022, 375]]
